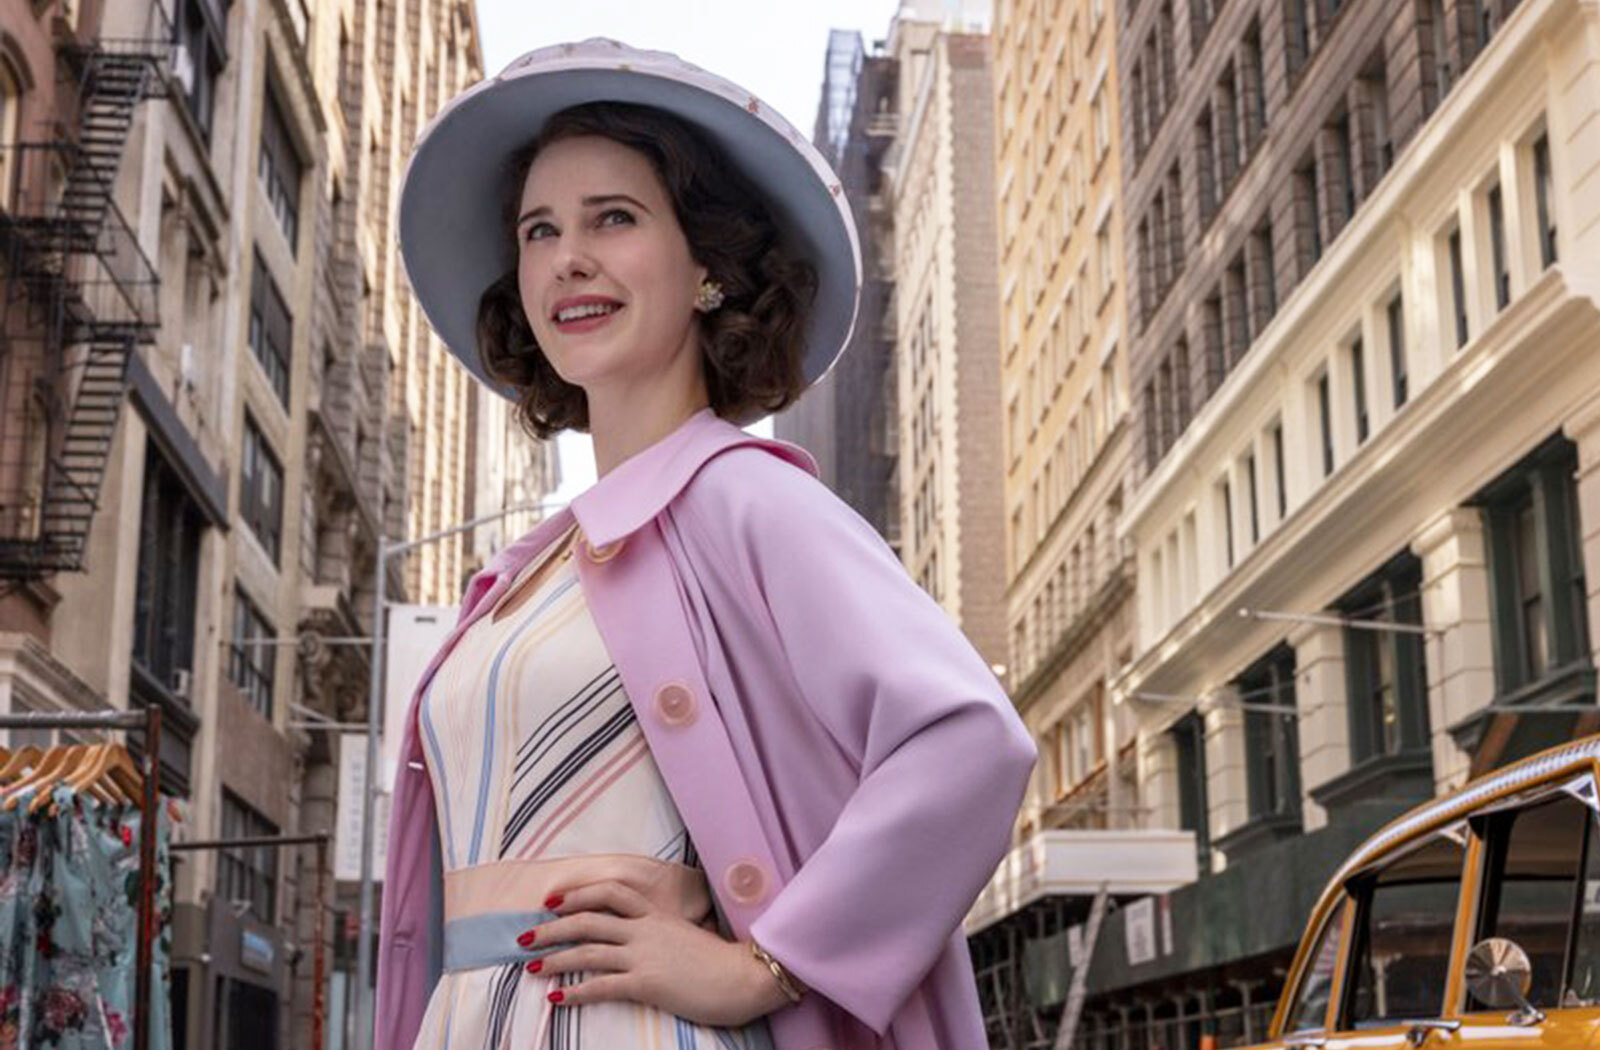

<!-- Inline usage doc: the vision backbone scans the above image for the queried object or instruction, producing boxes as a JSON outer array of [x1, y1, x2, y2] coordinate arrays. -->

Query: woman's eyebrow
[[517, 193, 653, 227]]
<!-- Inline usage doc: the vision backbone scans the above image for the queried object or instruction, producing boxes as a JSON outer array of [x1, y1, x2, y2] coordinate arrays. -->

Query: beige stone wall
[[1117, 0, 1600, 869], [993, 0, 1137, 838], [890, 18, 1009, 672]]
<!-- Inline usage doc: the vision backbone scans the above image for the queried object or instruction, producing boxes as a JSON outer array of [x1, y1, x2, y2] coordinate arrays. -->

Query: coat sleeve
[[703, 450, 1037, 1035]]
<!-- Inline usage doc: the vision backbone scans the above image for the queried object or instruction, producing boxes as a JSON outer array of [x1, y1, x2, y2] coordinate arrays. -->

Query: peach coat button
[[724, 858, 768, 905], [654, 683, 697, 727]]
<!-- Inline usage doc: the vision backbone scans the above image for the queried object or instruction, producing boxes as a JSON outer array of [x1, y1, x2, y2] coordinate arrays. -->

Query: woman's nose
[[551, 237, 596, 282]]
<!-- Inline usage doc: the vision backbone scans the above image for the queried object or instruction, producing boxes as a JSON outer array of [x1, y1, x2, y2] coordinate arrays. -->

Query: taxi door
[[1435, 775, 1600, 1050]]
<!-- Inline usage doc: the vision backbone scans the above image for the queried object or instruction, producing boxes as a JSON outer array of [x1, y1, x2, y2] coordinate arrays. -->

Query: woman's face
[[515, 135, 708, 401]]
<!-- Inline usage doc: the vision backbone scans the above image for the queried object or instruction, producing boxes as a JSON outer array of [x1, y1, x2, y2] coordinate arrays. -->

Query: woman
[[380, 38, 1035, 1050]]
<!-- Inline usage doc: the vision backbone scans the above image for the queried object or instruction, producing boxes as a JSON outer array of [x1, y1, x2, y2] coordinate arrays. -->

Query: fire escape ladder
[[0, 35, 167, 579]]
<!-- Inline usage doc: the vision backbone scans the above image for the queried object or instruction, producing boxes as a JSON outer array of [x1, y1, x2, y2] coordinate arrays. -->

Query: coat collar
[[482, 408, 817, 580]]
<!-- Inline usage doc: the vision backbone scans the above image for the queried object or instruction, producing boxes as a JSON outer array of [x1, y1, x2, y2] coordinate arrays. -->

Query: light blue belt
[[442, 908, 579, 973]]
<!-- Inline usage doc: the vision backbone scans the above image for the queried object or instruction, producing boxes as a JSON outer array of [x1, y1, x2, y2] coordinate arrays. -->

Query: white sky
[[473, 0, 904, 501]]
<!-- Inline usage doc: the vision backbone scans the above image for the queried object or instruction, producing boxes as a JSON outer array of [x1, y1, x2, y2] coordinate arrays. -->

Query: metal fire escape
[[0, 17, 170, 578]]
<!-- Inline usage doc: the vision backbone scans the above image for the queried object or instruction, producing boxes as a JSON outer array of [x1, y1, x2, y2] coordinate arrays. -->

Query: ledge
[[1310, 749, 1435, 819], [1215, 810, 1302, 865]]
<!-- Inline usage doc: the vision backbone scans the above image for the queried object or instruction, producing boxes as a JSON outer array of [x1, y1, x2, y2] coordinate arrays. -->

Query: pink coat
[[376, 408, 1036, 1049]]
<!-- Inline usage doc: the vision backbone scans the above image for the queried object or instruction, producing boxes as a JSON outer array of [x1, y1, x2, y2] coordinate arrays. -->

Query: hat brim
[[398, 44, 862, 405]]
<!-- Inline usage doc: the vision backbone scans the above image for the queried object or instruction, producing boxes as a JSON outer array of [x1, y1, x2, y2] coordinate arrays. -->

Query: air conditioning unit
[[172, 43, 195, 95], [171, 668, 192, 700]]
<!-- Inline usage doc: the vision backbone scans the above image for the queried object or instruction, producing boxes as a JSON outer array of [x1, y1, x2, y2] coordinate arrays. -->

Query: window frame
[[239, 413, 284, 564], [1338, 822, 1470, 1029], [248, 250, 292, 405], [257, 82, 304, 250], [227, 586, 276, 718], [219, 789, 279, 923]]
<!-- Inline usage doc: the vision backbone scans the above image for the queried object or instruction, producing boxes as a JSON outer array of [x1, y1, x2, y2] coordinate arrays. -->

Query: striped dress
[[410, 527, 776, 1050]]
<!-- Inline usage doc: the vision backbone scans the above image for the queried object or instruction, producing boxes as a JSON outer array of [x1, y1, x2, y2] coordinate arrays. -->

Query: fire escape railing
[[0, 11, 171, 579]]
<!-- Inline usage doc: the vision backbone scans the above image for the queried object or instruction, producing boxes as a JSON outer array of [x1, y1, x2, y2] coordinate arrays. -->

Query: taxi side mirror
[[1464, 937, 1545, 1026]]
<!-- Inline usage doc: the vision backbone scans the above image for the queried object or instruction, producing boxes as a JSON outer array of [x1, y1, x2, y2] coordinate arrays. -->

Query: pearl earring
[[694, 279, 725, 313]]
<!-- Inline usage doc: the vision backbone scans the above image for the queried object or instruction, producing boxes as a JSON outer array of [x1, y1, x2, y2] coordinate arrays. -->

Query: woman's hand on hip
[[518, 879, 791, 1027]]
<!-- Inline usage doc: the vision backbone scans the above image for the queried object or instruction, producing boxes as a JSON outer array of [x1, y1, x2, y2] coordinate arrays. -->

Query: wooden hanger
[[27, 744, 106, 815], [58, 743, 124, 809], [4, 744, 84, 810], [0, 745, 41, 785], [68, 742, 142, 807]]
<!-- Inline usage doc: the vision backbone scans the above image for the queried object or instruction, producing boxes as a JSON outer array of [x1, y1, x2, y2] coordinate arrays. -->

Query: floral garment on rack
[[0, 786, 173, 1049]]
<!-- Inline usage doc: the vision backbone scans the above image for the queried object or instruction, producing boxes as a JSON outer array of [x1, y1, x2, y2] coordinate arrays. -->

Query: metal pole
[[314, 835, 327, 1050], [353, 534, 386, 1050], [348, 496, 564, 1050], [1237, 607, 1437, 636], [133, 703, 160, 1050]]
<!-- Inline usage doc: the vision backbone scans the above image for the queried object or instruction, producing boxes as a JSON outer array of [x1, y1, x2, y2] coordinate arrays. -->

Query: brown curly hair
[[476, 102, 818, 438]]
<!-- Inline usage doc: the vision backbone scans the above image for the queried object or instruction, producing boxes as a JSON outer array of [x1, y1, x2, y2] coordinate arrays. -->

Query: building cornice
[[1118, 268, 1598, 700]]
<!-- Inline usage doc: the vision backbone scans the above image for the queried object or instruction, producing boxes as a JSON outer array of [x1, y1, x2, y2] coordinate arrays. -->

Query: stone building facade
[[0, 1, 555, 1047], [774, 30, 900, 548], [884, 1, 1008, 670], [1047, 0, 1600, 1046]]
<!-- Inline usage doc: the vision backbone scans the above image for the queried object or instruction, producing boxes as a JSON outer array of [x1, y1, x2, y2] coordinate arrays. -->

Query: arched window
[[0, 53, 24, 210]]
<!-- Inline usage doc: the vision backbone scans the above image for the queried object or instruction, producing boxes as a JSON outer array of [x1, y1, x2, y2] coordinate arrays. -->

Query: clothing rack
[[0, 705, 162, 1050], [171, 831, 330, 1050]]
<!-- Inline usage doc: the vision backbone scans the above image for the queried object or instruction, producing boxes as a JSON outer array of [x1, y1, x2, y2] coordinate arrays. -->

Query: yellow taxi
[[1259, 735, 1600, 1050]]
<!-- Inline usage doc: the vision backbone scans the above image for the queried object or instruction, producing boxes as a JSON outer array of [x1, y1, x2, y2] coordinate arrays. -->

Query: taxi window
[[1344, 828, 1465, 1027], [1286, 898, 1347, 1033], [1472, 792, 1593, 1009], [1571, 800, 1600, 1006]]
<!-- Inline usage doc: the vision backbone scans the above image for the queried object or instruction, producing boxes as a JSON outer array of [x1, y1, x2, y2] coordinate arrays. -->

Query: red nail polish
[[516, 930, 537, 948], [544, 893, 564, 909], [548, 989, 564, 1004], [525, 959, 542, 974]]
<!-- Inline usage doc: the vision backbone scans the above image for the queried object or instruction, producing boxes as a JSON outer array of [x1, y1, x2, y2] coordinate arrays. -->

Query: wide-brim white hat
[[398, 38, 862, 399]]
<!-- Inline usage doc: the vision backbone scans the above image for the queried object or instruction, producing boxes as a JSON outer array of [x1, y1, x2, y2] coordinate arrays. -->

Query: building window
[[219, 791, 278, 923], [1287, 0, 1313, 77], [1091, 84, 1109, 163], [1363, 56, 1393, 177], [1171, 713, 1211, 873], [1238, 645, 1301, 824], [0, 55, 24, 211], [1220, 477, 1235, 569], [248, 251, 292, 404], [228, 588, 275, 718], [1246, 453, 1260, 545], [1340, 552, 1429, 763], [1097, 218, 1115, 301], [1296, 156, 1323, 274], [1387, 294, 1407, 407], [1350, 337, 1369, 444], [258, 87, 303, 249], [240, 415, 283, 563], [1332, 109, 1356, 227], [1487, 183, 1509, 310], [1533, 134, 1556, 266], [1477, 436, 1590, 700], [1429, 0, 1453, 101], [1272, 422, 1288, 520], [1448, 227, 1468, 348], [173, 0, 227, 142], [132, 447, 204, 700], [1317, 371, 1335, 477], [1244, 21, 1268, 143]]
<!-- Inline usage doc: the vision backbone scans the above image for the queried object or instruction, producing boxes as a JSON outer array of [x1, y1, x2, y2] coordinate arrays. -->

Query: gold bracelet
[[749, 939, 806, 1004]]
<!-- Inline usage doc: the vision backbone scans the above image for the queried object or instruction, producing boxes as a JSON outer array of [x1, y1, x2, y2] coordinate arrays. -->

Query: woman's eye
[[523, 221, 556, 242], [597, 208, 634, 228]]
